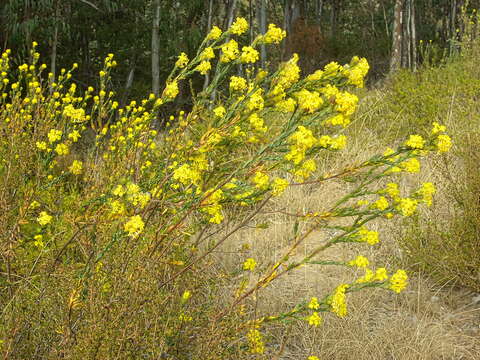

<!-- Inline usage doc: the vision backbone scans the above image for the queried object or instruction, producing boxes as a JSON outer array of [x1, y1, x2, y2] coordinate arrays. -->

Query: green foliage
[[395, 38, 480, 292]]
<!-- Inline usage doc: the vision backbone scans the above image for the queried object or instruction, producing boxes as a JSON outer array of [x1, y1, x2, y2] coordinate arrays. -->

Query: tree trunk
[[151, 0, 161, 96], [224, 0, 238, 29], [411, 0, 417, 71], [390, 0, 404, 72], [51, 0, 60, 80], [256, 0, 267, 68], [203, 0, 214, 91]]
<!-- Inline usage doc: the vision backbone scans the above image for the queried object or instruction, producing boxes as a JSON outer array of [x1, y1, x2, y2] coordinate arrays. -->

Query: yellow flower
[[175, 52, 189, 68], [55, 143, 69, 156], [308, 357, 320, 360], [213, 106, 226, 118], [112, 184, 125, 197], [329, 284, 349, 317], [164, 81, 179, 99], [335, 91, 358, 116], [200, 47, 215, 60], [417, 182, 436, 206], [230, 17, 248, 35], [272, 178, 289, 196], [68, 130, 81, 142], [207, 26, 222, 40], [229, 75, 247, 91], [308, 297, 320, 310], [384, 182, 400, 200], [372, 196, 389, 211], [275, 98, 296, 112], [37, 211, 52, 226], [220, 39, 239, 62], [195, 60, 211, 75], [278, 54, 300, 88], [431, 121, 446, 134], [247, 329, 265, 354], [400, 157, 420, 173], [124, 215, 145, 237], [36, 141, 48, 151], [437, 134, 452, 152], [181, 290, 191, 303], [396, 198, 418, 217], [263, 23, 286, 43], [404, 134, 425, 149], [247, 89, 264, 111], [47, 129, 62, 143], [348, 255, 369, 268], [344, 57, 369, 88], [109, 200, 125, 215], [243, 258, 256, 271], [374, 267, 388, 281], [389, 269, 408, 293], [357, 227, 379, 245], [33, 234, 44, 248], [253, 171, 269, 190], [68, 160, 83, 175], [248, 113, 267, 132], [307, 312, 322, 327], [240, 46, 259, 63], [295, 89, 324, 113]]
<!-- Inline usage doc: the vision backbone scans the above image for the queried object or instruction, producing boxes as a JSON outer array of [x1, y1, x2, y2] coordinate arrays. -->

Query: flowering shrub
[[0, 20, 451, 358]]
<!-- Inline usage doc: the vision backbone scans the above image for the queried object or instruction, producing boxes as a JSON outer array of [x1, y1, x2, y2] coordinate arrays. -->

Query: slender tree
[[152, 0, 161, 96]]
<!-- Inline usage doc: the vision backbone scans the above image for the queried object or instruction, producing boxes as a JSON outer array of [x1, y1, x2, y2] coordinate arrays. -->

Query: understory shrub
[[0, 18, 451, 359]]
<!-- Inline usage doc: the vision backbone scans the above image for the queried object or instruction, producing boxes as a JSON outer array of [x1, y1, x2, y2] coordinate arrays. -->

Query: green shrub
[[0, 20, 451, 359]]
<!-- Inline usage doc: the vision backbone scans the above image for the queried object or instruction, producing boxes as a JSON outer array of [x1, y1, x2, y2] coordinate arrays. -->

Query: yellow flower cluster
[[37, 211, 52, 226], [202, 188, 224, 224], [263, 24, 287, 44], [221, 39, 239, 62], [295, 89, 324, 113], [196, 60, 211, 75], [68, 160, 83, 175], [207, 26, 222, 40], [247, 89, 264, 111], [240, 46, 259, 64], [307, 311, 322, 327], [437, 134, 452, 152], [356, 227, 379, 245], [389, 269, 408, 293], [343, 56, 370, 88], [229, 75, 247, 92], [396, 198, 418, 217], [175, 52, 189, 68], [348, 255, 369, 268], [173, 163, 202, 186], [416, 182, 436, 206], [253, 171, 269, 190], [277, 54, 301, 89], [243, 258, 256, 271], [308, 297, 320, 310], [285, 126, 316, 165], [124, 215, 145, 237], [247, 329, 265, 354], [272, 178, 289, 196], [230, 17, 248, 35], [248, 113, 267, 133], [335, 91, 358, 116], [404, 134, 425, 149], [164, 81, 179, 99], [329, 284, 349, 317]]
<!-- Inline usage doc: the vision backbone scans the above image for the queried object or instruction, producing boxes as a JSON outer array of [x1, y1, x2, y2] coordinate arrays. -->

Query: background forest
[[1, 0, 477, 102]]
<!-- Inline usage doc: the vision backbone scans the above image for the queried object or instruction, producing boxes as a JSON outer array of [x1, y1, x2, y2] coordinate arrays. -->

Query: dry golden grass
[[218, 93, 480, 359]]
